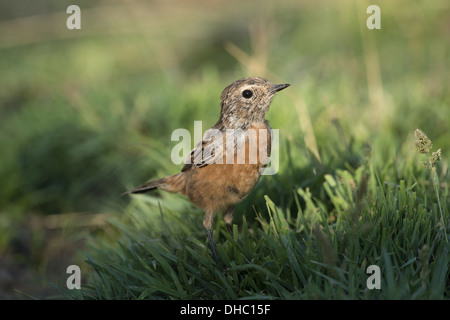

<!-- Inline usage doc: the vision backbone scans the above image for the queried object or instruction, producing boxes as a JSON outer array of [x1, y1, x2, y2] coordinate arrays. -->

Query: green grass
[[0, 0, 449, 299], [65, 160, 449, 299]]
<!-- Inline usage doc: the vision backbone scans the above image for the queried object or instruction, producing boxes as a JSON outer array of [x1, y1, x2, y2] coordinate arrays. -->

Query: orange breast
[[185, 122, 272, 213]]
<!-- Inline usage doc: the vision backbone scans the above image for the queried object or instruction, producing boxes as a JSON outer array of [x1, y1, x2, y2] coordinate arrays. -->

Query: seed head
[[430, 149, 442, 167], [414, 129, 432, 155]]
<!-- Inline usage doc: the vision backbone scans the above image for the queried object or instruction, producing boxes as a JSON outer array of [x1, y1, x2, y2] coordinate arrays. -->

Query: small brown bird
[[125, 77, 290, 267]]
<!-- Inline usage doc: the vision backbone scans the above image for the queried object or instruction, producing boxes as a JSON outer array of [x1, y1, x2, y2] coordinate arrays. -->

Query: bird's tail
[[122, 173, 186, 195]]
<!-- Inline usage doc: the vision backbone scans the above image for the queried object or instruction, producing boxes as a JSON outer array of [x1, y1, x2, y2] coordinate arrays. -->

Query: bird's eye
[[242, 90, 253, 99]]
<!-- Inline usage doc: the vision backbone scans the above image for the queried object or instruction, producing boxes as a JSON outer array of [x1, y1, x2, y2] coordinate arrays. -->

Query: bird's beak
[[272, 83, 290, 93]]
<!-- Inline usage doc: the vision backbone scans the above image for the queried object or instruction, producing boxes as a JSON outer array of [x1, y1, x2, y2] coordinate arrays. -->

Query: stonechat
[[124, 77, 290, 267]]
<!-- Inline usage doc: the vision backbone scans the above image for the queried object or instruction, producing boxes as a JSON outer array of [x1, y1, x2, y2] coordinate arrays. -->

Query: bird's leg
[[206, 229, 221, 268], [223, 206, 235, 237], [203, 210, 222, 268]]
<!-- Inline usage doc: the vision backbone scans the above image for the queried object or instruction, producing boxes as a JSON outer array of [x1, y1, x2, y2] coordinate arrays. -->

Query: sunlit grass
[[67, 162, 448, 299]]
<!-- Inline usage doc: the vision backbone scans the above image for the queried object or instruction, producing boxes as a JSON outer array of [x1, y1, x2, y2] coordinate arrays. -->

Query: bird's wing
[[181, 128, 247, 172], [182, 128, 224, 172]]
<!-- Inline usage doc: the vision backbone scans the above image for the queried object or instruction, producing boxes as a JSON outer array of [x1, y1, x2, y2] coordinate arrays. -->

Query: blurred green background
[[0, 0, 448, 298]]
